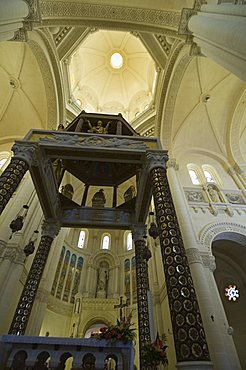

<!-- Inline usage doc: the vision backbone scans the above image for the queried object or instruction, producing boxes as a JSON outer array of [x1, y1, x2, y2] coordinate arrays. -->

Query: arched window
[[202, 165, 221, 186], [77, 230, 86, 248], [127, 232, 133, 251], [203, 170, 215, 183], [102, 234, 110, 250], [188, 169, 200, 185]]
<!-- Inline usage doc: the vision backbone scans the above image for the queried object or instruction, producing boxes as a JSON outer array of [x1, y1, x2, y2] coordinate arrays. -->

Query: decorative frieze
[[40, 2, 181, 30]]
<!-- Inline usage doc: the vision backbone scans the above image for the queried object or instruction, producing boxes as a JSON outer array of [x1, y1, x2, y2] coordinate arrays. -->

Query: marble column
[[25, 227, 68, 336], [132, 224, 152, 370], [147, 152, 212, 369], [8, 219, 60, 335], [166, 157, 240, 369], [188, 4, 246, 81], [0, 0, 29, 41], [0, 157, 29, 215]]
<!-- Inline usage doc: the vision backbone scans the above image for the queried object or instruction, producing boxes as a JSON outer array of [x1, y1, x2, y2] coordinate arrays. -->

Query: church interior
[[0, 0, 246, 369]]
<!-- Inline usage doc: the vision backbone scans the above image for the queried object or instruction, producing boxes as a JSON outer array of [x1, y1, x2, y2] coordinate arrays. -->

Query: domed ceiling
[[68, 30, 156, 122]]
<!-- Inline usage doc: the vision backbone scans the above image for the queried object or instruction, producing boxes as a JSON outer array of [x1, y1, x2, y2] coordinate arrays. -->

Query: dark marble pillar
[[0, 158, 28, 215], [147, 152, 210, 363], [132, 225, 152, 370], [8, 220, 60, 335]]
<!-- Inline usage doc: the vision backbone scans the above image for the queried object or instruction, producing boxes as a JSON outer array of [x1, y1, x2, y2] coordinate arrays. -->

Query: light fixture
[[24, 230, 39, 257], [9, 205, 29, 239], [110, 52, 123, 69], [225, 284, 239, 302]]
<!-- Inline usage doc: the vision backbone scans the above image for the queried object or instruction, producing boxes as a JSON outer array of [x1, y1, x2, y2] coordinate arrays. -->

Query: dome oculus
[[110, 52, 123, 69]]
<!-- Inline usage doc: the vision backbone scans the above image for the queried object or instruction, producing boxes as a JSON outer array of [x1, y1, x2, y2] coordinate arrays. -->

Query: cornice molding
[[40, 1, 181, 33]]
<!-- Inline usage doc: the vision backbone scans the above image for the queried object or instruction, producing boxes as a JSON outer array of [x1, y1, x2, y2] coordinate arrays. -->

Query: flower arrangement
[[93, 313, 136, 344], [143, 333, 168, 367]]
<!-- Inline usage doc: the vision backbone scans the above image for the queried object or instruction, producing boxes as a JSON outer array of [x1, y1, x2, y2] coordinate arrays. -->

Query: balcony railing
[[0, 335, 135, 369]]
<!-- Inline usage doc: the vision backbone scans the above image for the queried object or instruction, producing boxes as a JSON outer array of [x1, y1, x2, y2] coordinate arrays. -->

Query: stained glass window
[[51, 246, 65, 295], [71, 257, 84, 303], [56, 250, 70, 299], [225, 284, 239, 302], [63, 254, 77, 302]]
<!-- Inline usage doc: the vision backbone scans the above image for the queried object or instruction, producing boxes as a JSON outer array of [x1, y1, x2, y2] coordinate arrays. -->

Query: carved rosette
[[8, 228, 58, 335], [133, 233, 152, 370], [150, 166, 210, 362], [0, 158, 29, 215]]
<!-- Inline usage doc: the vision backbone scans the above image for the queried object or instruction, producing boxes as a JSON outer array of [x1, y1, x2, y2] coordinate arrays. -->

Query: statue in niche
[[124, 185, 136, 202], [92, 188, 106, 207], [207, 185, 222, 203], [97, 262, 109, 298], [57, 123, 65, 131], [88, 120, 111, 134], [61, 183, 74, 200]]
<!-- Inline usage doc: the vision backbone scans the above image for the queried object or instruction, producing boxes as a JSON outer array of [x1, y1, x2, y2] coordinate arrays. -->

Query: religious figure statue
[[87, 120, 111, 134], [97, 262, 109, 298], [207, 185, 221, 203], [61, 183, 74, 200], [92, 188, 106, 207], [124, 185, 136, 202], [57, 123, 65, 131]]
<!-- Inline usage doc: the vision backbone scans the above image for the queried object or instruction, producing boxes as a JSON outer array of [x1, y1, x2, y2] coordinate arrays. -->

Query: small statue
[[61, 183, 74, 200], [57, 123, 65, 131], [208, 185, 221, 203], [88, 120, 110, 134], [92, 188, 106, 207], [124, 185, 136, 202]]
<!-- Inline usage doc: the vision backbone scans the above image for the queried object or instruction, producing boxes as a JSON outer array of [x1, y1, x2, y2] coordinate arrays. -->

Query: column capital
[[167, 158, 179, 170], [186, 248, 203, 265], [201, 253, 216, 272], [145, 150, 168, 172], [12, 143, 39, 167], [41, 220, 60, 239], [131, 224, 146, 242]]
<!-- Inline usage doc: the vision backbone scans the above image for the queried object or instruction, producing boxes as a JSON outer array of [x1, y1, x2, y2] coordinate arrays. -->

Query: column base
[[176, 361, 213, 370]]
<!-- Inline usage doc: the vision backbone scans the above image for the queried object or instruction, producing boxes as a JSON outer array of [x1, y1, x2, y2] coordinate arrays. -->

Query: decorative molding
[[199, 222, 246, 251], [131, 224, 146, 242], [185, 190, 206, 203], [186, 248, 203, 265], [42, 220, 60, 239], [200, 253, 216, 272], [40, 2, 181, 30], [12, 144, 38, 167], [145, 150, 168, 171], [54, 26, 72, 46], [39, 133, 148, 150], [155, 34, 172, 55], [167, 158, 179, 170]]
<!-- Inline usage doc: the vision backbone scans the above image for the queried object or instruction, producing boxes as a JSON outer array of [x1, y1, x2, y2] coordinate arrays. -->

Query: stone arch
[[156, 43, 192, 149], [10, 350, 27, 370], [27, 30, 65, 130], [81, 314, 112, 337], [89, 249, 119, 269], [199, 222, 246, 254], [227, 88, 246, 167]]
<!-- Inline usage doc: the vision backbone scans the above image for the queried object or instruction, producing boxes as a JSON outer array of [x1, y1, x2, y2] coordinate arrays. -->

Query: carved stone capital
[[14, 249, 26, 264], [132, 224, 146, 242], [167, 158, 179, 170], [145, 150, 168, 172], [186, 248, 203, 265], [41, 220, 60, 239], [4, 247, 17, 261], [201, 254, 216, 272], [12, 143, 39, 167]]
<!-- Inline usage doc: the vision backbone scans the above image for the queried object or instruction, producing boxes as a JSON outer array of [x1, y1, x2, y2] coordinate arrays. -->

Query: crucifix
[[114, 296, 128, 321]]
